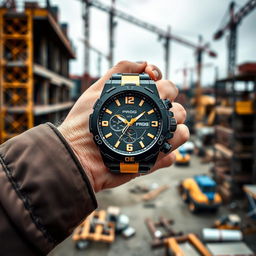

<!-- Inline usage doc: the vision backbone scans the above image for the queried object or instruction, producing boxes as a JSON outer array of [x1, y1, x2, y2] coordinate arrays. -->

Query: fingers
[[168, 124, 190, 151], [172, 102, 187, 124], [98, 60, 147, 84], [144, 64, 163, 81], [150, 152, 176, 173], [156, 79, 179, 101]]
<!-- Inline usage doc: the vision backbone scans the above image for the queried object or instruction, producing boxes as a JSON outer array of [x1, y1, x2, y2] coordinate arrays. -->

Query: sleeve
[[0, 123, 97, 255]]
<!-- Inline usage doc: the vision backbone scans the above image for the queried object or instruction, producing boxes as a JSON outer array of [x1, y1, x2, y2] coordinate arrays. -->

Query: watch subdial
[[110, 115, 126, 131], [123, 128, 137, 143]]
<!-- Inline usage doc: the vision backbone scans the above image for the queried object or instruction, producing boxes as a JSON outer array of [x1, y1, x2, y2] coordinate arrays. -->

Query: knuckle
[[169, 81, 178, 94], [173, 103, 187, 122], [181, 125, 190, 142], [181, 107, 187, 122], [116, 60, 129, 68]]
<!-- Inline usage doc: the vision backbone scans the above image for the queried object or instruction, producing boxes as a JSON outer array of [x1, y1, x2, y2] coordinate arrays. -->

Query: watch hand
[[129, 111, 146, 126], [119, 124, 130, 141], [115, 114, 129, 124]]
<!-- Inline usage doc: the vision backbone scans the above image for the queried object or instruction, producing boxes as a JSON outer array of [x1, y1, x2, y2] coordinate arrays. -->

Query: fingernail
[[152, 70, 159, 80]]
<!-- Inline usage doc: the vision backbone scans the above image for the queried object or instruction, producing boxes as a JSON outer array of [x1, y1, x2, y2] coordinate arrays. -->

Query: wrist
[[57, 123, 97, 192]]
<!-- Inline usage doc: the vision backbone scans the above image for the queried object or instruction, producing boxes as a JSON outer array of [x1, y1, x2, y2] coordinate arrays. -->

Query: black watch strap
[[102, 73, 158, 174]]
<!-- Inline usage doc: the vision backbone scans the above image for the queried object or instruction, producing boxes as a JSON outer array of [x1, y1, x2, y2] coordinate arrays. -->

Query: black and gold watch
[[89, 73, 177, 174]]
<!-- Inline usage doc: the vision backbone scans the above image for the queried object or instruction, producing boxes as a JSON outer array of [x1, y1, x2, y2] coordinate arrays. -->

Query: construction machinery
[[213, 0, 256, 77], [80, 0, 217, 79], [175, 63, 213, 90], [72, 210, 115, 249], [174, 147, 191, 166], [179, 175, 222, 213]]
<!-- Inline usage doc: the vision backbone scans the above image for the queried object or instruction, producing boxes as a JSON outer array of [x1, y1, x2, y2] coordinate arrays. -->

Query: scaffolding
[[0, 1, 75, 144], [0, 7, 33, 142]]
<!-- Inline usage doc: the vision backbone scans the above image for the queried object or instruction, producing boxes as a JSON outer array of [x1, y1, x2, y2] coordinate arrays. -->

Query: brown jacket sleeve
[[0, 123, 97, 255]]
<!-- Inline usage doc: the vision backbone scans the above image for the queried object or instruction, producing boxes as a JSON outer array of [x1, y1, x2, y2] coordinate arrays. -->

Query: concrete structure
[[0, 0, 75, 143]]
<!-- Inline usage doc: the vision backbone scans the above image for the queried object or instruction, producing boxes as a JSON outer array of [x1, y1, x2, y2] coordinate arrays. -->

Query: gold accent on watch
[[121, 75, 140, 86]]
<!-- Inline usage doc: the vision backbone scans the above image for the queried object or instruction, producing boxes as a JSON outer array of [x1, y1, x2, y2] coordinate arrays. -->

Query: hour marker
[[125, 96, 134, 104], [105, 109, 112, 114], [115, 99, 121, 106], [147, 133, 155, 139], [126, 144, 133, 152], [105, 132, 112, 138], [102, 121, 109, 126], [151, 121, 158, 127], [147, 109, 155, 115], [114, 140, 120, 148], [139, 141, 145, 148], [139, 100, 145, 107]]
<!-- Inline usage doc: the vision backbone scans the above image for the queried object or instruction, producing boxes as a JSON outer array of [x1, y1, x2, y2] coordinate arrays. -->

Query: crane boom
[[86, 0, 216, 57], [213, 0, 256, 76], [236, 0, 256, 25], [214, 0, 256, 40]]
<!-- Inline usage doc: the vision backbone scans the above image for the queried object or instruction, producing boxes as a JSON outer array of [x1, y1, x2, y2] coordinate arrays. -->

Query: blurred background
[[0, 0, 256, 255]]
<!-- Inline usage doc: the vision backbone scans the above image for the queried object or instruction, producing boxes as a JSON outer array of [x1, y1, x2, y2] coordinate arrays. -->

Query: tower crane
[[213, 0, 256, 76], [175, 63, 213, 89], [80, 39, 109, 77], [80, 0, 217, 79]]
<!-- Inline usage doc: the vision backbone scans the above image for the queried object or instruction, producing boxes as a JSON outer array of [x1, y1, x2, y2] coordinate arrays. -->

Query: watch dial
[[98, 92, 162, 155]]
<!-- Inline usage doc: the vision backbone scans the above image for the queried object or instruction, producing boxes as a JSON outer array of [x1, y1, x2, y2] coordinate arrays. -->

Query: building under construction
[[0, 0, 75, 143]]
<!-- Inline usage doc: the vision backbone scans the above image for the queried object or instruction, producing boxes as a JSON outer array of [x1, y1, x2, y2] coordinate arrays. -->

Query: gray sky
[[51, 0, 256, 87]]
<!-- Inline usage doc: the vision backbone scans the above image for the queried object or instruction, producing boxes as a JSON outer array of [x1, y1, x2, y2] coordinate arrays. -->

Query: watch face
[[97, 91, 163, 155]]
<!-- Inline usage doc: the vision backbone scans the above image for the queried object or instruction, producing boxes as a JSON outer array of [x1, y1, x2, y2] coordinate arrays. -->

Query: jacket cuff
[[0, 123, 97, 253]]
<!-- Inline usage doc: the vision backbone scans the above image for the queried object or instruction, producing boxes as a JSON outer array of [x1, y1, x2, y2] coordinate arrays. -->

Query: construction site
[[0, 0, 256, 255]]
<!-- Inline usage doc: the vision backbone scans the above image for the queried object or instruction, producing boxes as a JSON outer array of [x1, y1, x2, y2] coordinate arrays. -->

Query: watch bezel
[[90, 85, 170, 162]]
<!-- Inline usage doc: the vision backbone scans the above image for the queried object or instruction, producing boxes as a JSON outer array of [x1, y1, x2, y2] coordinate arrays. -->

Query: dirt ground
[[49, 155, 255, 256]]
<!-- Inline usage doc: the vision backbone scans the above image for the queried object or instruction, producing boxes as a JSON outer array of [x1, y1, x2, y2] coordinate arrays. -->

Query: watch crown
[[169, 117, 177, 132], [168, 111, 174, 118], [163, 99, 172, 109], [161, 142, 172, 154]]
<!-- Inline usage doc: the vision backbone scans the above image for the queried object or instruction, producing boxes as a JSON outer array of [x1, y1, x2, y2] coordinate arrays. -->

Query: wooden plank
[[214, 144, 233, 158], [215, 106, 232, 115], [142, 185, 169, 201]]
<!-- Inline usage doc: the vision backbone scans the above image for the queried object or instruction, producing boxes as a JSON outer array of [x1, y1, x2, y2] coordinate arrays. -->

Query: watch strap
[[101, 73, 159, 96]]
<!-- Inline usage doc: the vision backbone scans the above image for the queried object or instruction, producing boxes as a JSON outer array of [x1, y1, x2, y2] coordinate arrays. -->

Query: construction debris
[[129, 184, 150, 194], [145, 217, 183, 248], [122, 227, 136, 238], [142, 185, 169, 201], [202, 228, 243, 242], [206, 242, 254, 256], [165, 233, 212, 256]]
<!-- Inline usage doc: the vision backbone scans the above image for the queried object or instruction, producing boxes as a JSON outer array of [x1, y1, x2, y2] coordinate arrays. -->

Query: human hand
[[58, 61, 189, 192]]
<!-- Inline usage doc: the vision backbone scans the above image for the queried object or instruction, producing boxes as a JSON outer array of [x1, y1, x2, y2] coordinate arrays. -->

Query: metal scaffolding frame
[[0, 8, 33, 143]]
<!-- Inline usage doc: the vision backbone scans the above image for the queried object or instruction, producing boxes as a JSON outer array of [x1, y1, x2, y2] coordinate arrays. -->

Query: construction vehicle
[[72, 210, 115, 249], [175, 147, 190, 166], [179, 175, 222, 213]]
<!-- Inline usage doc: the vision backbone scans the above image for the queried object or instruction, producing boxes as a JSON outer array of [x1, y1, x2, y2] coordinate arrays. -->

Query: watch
[[89, 73, 177, 174]]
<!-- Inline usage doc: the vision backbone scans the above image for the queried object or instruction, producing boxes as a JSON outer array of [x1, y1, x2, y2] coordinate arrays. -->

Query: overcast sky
[[51, 0, 256, 87]]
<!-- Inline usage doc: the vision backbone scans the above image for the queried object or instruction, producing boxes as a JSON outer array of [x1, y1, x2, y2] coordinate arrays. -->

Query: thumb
[[98, 60, 147, 84]]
